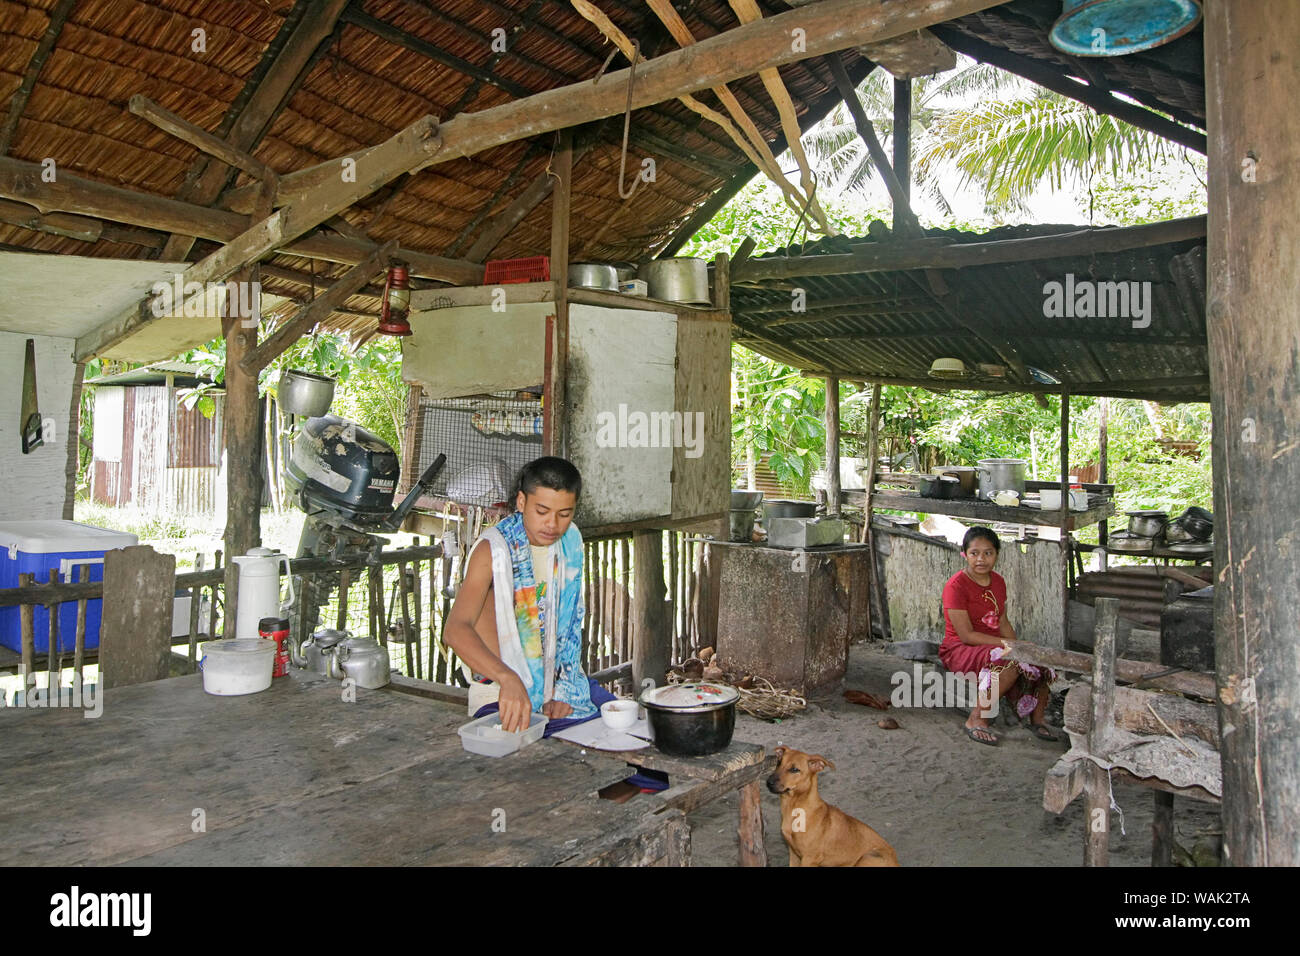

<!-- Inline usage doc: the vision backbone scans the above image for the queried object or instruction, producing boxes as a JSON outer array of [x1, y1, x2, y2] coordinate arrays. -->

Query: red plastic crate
[[483, 256, 550, 285]]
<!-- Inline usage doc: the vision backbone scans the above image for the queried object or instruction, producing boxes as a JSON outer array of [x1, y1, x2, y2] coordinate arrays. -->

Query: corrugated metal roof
[[85, 361, 216, 388], [731, 223, 1208, 402]]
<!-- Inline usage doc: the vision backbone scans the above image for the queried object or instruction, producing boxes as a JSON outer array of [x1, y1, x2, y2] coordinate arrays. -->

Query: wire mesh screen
[[414, 390, 543, 507]]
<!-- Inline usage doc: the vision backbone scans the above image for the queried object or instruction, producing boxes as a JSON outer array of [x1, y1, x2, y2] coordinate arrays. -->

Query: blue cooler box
[[0, 521, 138, 654]]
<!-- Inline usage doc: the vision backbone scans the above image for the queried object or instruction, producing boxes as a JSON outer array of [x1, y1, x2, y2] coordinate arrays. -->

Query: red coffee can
[[260, 616, 292, 678]]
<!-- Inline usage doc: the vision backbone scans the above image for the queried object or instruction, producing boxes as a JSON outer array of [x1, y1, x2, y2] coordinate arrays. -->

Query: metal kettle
[[326, 633, 392, 689], [290, 627, 347, 674]]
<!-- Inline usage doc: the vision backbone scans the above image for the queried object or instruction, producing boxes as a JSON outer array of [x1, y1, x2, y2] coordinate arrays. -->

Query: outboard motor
[[285, 414, 445, 638]]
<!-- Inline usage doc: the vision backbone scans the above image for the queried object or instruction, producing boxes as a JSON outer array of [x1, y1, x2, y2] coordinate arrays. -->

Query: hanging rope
[[616, 39, 642, 201]]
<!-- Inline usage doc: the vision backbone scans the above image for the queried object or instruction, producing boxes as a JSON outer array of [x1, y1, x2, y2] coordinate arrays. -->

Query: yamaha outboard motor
[[285, 414, 445, 639]]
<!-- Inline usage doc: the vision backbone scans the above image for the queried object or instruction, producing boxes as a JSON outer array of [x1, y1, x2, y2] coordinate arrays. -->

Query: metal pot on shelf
[[568, 262, 619, 291], [1126, 510, 1169, 538], [937, 466, 977, 497], [975, 459, 1027, 501], [639, 257, 710, 304], [918, 474, 960, 499]]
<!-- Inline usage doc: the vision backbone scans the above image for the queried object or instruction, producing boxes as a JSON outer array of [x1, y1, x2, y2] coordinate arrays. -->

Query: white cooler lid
[[0, 520, 138, 555]]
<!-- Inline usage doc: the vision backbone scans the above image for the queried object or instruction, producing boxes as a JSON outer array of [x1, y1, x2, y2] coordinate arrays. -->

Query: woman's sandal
[[1029, 722, 1060, 741], [965, 725, 999, 746]]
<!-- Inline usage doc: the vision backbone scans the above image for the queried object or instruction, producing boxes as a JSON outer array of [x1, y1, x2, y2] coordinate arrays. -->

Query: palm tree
[[802, 55, 1186, 220]]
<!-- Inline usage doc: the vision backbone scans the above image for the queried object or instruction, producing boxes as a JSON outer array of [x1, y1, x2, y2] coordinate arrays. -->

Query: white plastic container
[[458, 712, 548, 757], [200, 638, 275, 696]]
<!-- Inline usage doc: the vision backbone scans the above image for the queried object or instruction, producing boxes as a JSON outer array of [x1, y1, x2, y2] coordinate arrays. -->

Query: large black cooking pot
[[640, 682, 738, 756]]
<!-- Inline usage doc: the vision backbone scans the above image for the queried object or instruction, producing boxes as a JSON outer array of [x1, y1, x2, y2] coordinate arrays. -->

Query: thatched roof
[[0, 0, 1207, 355]]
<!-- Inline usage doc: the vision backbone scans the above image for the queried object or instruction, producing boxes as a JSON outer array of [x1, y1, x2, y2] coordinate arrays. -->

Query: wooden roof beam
[[76, 114, 445, 361], [260, 0, 1005, 207], [241, 241, 397, 374], [931, 27, 1207, 153], [129, 96, 278, 186], [158, 0, 353, 261], [0, 156, 481, 287], [0, 0, 77, 156]]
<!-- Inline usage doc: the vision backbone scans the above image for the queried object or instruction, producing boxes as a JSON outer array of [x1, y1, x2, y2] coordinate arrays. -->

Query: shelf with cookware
[[396, 279, 731, 537]]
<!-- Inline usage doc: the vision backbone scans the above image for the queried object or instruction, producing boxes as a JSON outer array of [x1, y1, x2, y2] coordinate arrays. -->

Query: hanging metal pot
[[278, 369, 336, 417]]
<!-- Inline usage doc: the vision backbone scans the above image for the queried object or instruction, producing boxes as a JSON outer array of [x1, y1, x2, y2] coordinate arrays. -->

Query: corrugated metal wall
[[90, 385, 224, 514]]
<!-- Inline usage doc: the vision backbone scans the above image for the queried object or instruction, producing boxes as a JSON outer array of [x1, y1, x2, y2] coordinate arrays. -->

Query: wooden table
[[551, 734, 775, 867], [0, 670, 691, 866]]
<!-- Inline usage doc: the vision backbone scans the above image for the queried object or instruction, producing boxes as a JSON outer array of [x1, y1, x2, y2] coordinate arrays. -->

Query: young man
[[444, 456, 610, 733]]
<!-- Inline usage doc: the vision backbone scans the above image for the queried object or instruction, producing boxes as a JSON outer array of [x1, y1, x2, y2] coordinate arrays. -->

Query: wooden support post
[[18, 572, 33, 687], [74, 564, 88, 684], [1152, 790, 1175, 867], [1059, 391, 1071, 649], [100, 546, 176, 690], [1205, 0, 1300, 866], [893, 77, 911, 227], [548, 129, 573, 458], [1083, 597, 1119, 867], [632, 529, 670, 690], [1098, 397, 1109, 570], [222, 266, 263, 605], [738, 779, 768, 867], [829, 56, 920, 236], [824, 375, 841, 515]]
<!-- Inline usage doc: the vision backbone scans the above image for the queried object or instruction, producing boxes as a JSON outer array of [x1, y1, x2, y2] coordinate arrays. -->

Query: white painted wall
[[0, 332, 76, 521]]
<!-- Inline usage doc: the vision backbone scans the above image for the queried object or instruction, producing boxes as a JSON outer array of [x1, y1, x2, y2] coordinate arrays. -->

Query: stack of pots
[[729, 490, 763, 542]]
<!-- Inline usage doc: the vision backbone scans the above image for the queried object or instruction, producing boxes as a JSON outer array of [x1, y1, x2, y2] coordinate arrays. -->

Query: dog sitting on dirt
[[766, 746, 900, 867]]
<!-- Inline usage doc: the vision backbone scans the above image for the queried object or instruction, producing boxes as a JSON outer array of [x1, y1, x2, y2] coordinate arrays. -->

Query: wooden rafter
[[158, 0, 353, 261], [0, 156, 481, 287], [128, 96, 278, 186], [241, 240, 397, 374], [74, 115, 445, 361], [931, 27, 1207, 153], [0, 0, 77, 156]]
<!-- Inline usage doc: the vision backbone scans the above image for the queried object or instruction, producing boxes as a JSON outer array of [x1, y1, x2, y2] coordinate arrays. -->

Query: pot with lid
[[1126, 510, 1169, 539], [639, 682, 738, 756]]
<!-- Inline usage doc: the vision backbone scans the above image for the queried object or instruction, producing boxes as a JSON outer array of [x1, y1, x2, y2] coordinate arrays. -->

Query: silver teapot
[[290, 628, 348, 675], [326, 633, 392, 689]]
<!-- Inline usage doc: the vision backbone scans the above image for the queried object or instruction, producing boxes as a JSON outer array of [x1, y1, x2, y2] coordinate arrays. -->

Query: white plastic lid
[[203, 639, 275, 656], [0, 520, 137, 556]]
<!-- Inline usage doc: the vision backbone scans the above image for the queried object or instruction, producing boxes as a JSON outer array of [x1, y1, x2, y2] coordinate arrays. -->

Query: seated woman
[[940, 526, 1058, 746]]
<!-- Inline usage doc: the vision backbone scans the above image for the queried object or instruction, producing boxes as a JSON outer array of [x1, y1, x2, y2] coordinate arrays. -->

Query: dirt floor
[[677, 641, 1221, 867]]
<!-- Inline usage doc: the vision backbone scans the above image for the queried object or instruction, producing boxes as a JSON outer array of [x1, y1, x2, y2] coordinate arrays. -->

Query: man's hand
[[498, 672, 532, 733], [542, 700, 573, 720]]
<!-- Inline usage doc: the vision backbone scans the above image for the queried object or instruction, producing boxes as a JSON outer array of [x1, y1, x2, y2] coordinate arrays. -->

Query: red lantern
[[378, 263, 412, 336]]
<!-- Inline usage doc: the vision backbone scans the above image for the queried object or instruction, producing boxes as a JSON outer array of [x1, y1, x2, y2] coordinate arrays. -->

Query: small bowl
[[601, 700, 639, 730]]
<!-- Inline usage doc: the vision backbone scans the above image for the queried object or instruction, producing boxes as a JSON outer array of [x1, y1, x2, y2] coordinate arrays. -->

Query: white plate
[[551, 717, 653, 751]]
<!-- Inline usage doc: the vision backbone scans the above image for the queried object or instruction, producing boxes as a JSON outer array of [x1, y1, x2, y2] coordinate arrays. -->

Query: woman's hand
[[497, 672, 533, 733], [542, 700, 573, 719]]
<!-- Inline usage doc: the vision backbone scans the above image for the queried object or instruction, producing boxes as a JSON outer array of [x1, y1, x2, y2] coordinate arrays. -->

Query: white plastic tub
[[200, 639, 275, 696], [458, 712, 548, 757]]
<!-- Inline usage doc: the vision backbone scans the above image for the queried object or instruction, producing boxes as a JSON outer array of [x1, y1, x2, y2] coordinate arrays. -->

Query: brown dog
[[766, 746, 900, 867]]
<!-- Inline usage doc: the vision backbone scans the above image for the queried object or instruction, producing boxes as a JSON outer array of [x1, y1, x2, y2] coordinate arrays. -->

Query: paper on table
[[551, 717, 653, 751]]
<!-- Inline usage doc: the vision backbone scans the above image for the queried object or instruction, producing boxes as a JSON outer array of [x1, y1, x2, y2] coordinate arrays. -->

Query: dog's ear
[[808, 755, 835, 773], [773, 745, 787, 759]]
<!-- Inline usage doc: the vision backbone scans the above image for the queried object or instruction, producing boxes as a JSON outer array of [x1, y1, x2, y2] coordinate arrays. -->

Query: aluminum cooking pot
[[568, 262, 619, 292], [290, 627, 348, 674], [919, 475, 960, 499], [639, 682, 738, 756], [1126, 510, 1169, 538], [278, 369, 336, 417], [762, 499, 817, 521], [640, 257, 710, 304], [975, 459, 1027, 501]]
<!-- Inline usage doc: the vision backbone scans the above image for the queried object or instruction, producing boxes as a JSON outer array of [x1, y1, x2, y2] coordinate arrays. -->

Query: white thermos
[[231, 547, 295, 639]]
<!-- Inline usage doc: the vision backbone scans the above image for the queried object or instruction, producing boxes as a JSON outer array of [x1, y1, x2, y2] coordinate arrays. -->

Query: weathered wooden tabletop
[[0, 671, 689, 866]]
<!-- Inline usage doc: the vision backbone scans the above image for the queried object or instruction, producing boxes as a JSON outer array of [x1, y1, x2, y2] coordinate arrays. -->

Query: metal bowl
[[278, 369, 336, 417], [730, 489, 764, 510], [762, 499, 817, 520]]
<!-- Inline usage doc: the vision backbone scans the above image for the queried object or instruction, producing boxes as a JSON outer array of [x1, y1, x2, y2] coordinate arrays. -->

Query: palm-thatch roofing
[[0, 0, 1207, 384]]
